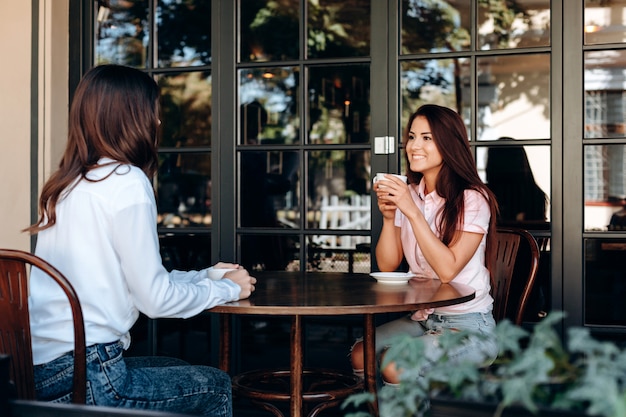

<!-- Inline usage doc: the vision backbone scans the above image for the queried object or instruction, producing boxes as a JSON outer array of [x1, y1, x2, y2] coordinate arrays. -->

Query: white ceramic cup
[[373, 173, 408, 184], [207, 267, 237, 280]]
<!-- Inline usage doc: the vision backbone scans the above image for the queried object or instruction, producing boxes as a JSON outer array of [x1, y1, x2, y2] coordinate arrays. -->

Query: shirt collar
[[98, 157, 117, 165], [417, 178, 444, 204]]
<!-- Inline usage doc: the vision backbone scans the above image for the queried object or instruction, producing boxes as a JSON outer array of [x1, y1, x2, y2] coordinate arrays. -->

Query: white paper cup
[[373, 173, 408, 184], [207, 268, 237, 280]]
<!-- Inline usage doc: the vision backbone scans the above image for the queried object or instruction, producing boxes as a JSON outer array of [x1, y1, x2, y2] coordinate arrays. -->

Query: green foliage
[[343, 312, 626, 417]]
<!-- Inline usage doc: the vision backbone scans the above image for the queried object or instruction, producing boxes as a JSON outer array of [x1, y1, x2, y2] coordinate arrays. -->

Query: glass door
[[236, 0, 377, 273]]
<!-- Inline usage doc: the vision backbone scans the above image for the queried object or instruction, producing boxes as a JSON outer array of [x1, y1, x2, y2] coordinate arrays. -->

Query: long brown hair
[[25, 65, 160, 234], [404, 104, 499, 271]]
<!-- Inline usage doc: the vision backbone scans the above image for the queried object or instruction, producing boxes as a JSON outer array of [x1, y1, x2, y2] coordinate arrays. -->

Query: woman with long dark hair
[[350, 104, 499, 387], [25, 64, 256, 416]]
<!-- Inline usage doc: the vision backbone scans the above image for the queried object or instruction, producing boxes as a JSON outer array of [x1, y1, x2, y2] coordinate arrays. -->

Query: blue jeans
[[375, 312, 498, 374], [34, 341, 232, 417], [352, 312, 498, 381]]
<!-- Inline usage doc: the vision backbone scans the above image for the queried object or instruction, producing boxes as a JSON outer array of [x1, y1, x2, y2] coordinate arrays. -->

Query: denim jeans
[[376, 312, 498, 374], [34, 341, 232, 417], [352, 312, 498, 380]]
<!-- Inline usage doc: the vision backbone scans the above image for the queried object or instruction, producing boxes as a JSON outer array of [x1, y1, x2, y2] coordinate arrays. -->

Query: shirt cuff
[[216, 278, 241, 302]]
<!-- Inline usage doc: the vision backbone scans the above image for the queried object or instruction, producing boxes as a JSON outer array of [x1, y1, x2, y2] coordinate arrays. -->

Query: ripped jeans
[[351, 311, 498, 381]]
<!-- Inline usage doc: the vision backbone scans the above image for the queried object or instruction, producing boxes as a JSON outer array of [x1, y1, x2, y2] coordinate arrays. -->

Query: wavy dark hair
[[403, 104, 499, 271], [25, 64, 160, 234]]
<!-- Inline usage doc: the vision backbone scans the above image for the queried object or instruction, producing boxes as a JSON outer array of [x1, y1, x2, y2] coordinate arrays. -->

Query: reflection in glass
[[475, 54, 550, 141], [158, 71, 212, 147], [308, 65, 370, 144], [240, 234, 299, 272], [157, 153, 211, 228], [307, 0, 370, 59], [584, 145, 626, 231], [477, 142, 551, 321], [96, 0, 148, 67], [585, 238, 626, 326], [240, 150, 300, 228], [156, 0, 211, 67], [239, 68, 300, 145], [306, 150, 371, 250], [307, 150, 371, 227], [307, 236, 371, 273], [240, 0, 299, 62], [478, 0, 550, 50], [585, 0, 626, 45], [160, 233, 211, 271], [478, 143, 551, 227], [585, 50, 626, 138], [400, 0, 470, 54], [400, 58, 469, 135]]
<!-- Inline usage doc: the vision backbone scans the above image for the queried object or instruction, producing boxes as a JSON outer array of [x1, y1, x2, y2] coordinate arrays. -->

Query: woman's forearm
[[375, 219, 403, 271]]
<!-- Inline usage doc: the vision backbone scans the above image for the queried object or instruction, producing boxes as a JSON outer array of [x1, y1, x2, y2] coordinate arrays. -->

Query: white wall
[[0, 1, 68, 250]]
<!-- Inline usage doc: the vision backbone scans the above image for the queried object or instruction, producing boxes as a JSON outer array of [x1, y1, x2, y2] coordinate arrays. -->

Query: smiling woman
[[350, 104, 499, 401]]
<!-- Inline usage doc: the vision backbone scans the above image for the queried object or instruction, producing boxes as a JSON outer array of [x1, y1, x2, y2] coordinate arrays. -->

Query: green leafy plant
[[343, 312, 626, 417]]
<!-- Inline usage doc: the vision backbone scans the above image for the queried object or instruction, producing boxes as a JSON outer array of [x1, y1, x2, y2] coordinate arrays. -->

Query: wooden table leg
[[290, 315, 303, 417], [363, 314, 379, 416], [218, 314, 231, 372]]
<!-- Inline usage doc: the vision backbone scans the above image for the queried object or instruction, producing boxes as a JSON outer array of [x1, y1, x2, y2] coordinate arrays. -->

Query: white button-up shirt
[[29, 159, 240, 365], [395, 179, 494, 314]]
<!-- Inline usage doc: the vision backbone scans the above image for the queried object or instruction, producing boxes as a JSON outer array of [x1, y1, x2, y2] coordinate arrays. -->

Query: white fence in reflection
[[313, 194, 371, 249]]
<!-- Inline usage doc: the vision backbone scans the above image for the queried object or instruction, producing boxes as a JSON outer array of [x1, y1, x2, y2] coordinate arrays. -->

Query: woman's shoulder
[[463, 187, 486, 199], [463, 188, 491, 208], [85, 161, 153, 199]]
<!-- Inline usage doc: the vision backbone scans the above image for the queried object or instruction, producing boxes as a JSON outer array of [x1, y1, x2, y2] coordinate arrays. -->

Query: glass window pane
[[401, 0, 470, 54], [585, 144, 626, 231], [476, 54, 550, 141], [306, 150, 371, 229], [158, 71, 212, 147], [400, 58, 470, 136], [240, 150, 301, 228], [478, 144, 551, 228], [307, 0, 370, 59], [239, 67, 300, 145], [240, 0, 299, 62], [585, 50, 626, 139], [157, 152, 211, 228], [160, 233, 212, 270], [308, 65, 370, 144], [307, 238, 371, 273], [156, 0, 211, 67], [478, 0, 550, 50], [96, 0, 149, 67], [240, 234, 300, 271], [585, 238, 626, 325], [585, 0, 626, 45]]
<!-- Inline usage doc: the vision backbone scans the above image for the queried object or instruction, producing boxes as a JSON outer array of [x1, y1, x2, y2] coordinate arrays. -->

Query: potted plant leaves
[[343, 312, 626, 417]]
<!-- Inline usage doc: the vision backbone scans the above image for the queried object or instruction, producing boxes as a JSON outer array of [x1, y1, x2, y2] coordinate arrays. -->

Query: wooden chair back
[[491, 228, 541, 325], [0, 249, 86, 404]]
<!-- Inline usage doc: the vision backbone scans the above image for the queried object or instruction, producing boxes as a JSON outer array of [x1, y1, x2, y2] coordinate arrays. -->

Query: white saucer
[[369, 272, 414, 285]]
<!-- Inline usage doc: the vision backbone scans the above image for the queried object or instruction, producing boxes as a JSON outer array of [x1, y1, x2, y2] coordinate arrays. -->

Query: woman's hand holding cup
[[373, 173, 408, 218]]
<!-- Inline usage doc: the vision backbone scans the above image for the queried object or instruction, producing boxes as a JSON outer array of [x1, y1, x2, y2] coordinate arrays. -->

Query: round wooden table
[[209, 271, 475, 417]]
